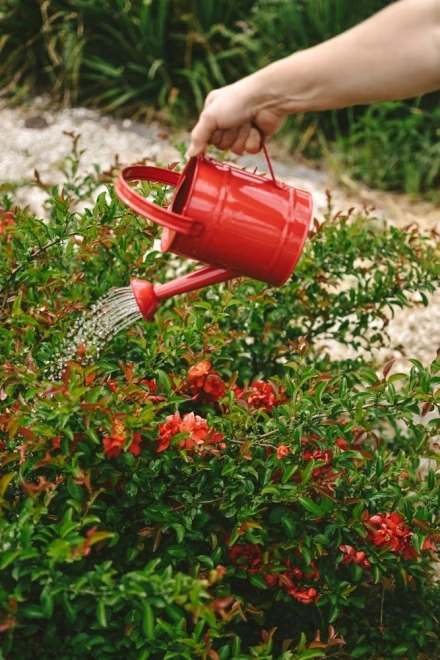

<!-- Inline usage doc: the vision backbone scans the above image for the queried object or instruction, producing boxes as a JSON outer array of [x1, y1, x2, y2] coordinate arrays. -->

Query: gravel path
[[1, 99, 438, 370]]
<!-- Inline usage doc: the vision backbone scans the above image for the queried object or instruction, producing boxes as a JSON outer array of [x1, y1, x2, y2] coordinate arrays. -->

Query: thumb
[[187, 111, 218, 158], [186, 141, 203, 158]]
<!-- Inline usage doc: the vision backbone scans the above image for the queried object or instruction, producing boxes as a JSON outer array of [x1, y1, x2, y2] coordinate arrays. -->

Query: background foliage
[[0, 140, 439, 658], [1, 0, 440, 196]]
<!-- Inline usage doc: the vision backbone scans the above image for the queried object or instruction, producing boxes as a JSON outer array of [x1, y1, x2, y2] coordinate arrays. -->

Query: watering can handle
[[115, 164, 199, 236]]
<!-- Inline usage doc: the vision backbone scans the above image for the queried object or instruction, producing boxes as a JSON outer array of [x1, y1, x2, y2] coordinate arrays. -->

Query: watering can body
[[115, 150, 313, 319]]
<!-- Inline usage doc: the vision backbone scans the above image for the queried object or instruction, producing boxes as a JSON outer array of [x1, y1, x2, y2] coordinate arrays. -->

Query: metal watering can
[[115, 145, 313, 320]]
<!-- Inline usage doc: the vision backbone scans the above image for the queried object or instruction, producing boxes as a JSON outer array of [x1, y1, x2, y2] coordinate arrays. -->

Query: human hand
[[187, 78, 285, 157]]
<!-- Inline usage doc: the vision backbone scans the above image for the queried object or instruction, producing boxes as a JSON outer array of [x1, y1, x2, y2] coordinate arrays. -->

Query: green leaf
[[0, 549, 21, 570], [301, 458, 316, 484], [281, 514, 297, 539], [297, 650, 326, 659], [172, 523, 185, 543], [142, 603, 154, 639], [40, 586, 54, 619], [20, 604, 44, 619], [298, 497, 324, 518], [391, 646, 409, 656], [249, 574, 268, 590], [96, 600, 108, 628]]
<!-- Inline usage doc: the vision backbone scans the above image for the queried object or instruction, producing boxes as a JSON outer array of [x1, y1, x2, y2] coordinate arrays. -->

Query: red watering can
[[115, 145, 313, 320]]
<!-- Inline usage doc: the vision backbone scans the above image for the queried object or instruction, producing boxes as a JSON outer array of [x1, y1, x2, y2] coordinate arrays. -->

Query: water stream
[[50, 286, 142, 380]]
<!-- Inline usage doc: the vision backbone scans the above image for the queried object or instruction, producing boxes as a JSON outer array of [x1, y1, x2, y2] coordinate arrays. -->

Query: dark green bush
[[0, 140, 439, 658]]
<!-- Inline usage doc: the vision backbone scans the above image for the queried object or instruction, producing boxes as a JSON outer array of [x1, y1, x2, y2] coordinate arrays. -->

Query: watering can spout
[[130, 265, 238, 321]]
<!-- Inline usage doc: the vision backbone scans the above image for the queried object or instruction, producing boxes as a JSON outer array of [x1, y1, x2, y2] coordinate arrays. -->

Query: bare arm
[[188, 0, 440, 157]]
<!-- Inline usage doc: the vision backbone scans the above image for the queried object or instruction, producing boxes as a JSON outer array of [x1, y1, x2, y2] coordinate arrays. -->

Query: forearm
[[252, 0, 440, 113]]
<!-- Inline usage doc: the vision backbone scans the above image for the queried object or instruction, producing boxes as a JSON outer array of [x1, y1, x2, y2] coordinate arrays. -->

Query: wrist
[[249, 52, 329, 116]]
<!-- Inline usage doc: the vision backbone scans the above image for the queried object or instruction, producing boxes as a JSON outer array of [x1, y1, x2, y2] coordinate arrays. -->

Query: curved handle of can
[[115, 163, 200, 236], [249, 121, 281, 188]]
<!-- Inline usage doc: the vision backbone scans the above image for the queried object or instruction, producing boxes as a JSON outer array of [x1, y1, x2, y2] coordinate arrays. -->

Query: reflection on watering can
[[115, 145, 313, 321]]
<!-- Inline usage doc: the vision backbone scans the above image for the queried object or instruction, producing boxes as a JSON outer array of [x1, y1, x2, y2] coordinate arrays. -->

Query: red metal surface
[[130, 266, 237, 321], [117, 146, 313, 319]]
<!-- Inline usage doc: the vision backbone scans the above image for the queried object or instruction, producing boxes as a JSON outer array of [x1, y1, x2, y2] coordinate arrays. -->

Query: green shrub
[[0, 141, 440, 659], [331, 101, 440, 198]]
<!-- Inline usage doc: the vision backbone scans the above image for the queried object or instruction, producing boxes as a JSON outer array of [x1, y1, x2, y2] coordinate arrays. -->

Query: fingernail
[[186, 145, 195, 158]]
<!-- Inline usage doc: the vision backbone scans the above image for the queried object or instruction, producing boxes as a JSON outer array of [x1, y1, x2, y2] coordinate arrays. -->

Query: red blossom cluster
[[265, 558, 320, 604], [228, 543, 319, 605], [233, 380, 287, 413], [157, 411, 224, 453], [303, 448, 333, 478], [364, 512, 433, 559], [339, 544, 372, 569], [102, 420, 142, 458], [185, 360, 226, 404], [228, 542, 263, 574]]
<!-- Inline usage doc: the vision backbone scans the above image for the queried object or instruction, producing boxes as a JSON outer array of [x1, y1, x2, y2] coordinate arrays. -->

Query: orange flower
[[339, 544, 372, 569], [233, 380, 287, 413], [276, 444, 290, 459], [157, 411, 223, 453], [185, 360, 226, 404], [102, 422, 142, 458], [365, 512, 419, 556]]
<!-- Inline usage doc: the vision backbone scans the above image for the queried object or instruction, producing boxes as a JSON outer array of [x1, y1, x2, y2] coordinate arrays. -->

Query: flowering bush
[[0, 145, 439, 659]]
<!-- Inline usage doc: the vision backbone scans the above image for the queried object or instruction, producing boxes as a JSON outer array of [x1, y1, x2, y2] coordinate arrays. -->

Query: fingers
[[244, 125, 263, 154], [188, 122, 262, 157], [187, 86, 263, 157], [187, 107, 219, 157], [230, 123, 253, 154]]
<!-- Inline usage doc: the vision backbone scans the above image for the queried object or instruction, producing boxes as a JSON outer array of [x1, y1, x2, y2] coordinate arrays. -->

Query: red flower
[[365, 512, 417, 556], [157, 411, 223, 453], [339, 544, 372, 569], [233, 380, 287, 413], [128, 432, 142, 457], [335, 437, 349, 450], [185, 360, 226, 404], [228, 543, 263, 573], [51, 436, 62, 450], [265, 558, 320, 604], [401, 538, 420, 560], [0, 439, 6, 451], [289, 586, 318, 605], [102, 421, 142, 458], [276, 444, 290, 460], [303, 448, 333, 477]]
